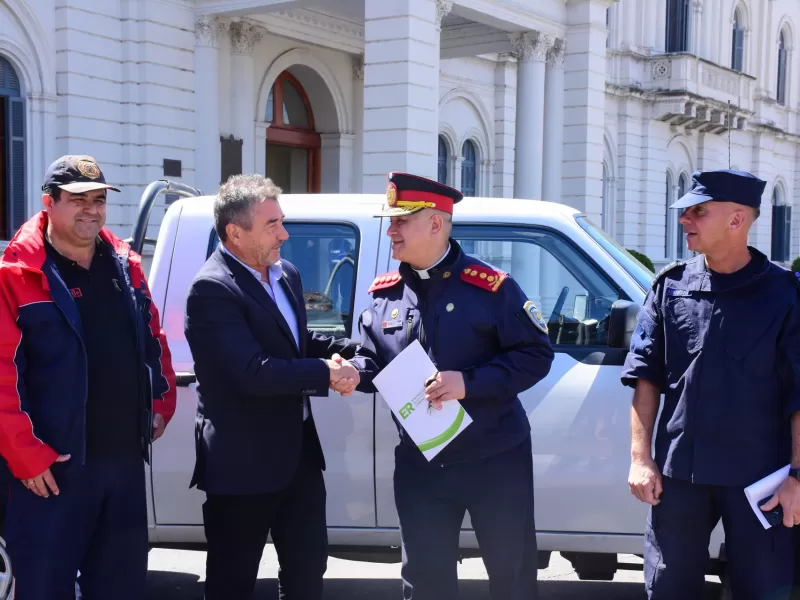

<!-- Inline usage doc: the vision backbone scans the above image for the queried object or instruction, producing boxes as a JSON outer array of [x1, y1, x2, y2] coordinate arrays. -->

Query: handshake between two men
[[327, 354, 359, 396]]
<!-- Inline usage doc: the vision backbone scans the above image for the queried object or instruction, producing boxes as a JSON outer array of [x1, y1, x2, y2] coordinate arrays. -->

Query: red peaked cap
[[378, 172, 464, 217]]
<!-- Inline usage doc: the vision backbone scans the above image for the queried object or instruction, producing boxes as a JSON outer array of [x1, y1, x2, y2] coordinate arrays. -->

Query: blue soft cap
[[670, 169, 766, 210]]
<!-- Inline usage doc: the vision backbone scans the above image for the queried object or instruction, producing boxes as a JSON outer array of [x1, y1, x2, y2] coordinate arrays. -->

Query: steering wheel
[[549, 286, 569, 323]]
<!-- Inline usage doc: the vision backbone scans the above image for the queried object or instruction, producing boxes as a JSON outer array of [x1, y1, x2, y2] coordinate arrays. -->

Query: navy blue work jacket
[[621, 248, 800, 487], [351, 241, 554, 467]]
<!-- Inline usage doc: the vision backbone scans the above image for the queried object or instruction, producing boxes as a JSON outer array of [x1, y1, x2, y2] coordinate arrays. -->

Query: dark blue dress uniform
[[621, 170, 799, 600], [351, 173, 555, 600]]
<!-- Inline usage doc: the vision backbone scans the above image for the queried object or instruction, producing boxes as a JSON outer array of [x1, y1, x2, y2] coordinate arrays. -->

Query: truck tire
[[561, 551, 617, 581]]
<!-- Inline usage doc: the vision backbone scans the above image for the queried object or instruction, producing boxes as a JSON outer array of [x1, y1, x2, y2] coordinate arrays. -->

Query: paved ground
[[146, 547, 725, 599]]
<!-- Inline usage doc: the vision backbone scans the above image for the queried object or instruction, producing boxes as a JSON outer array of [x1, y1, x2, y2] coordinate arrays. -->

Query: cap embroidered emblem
[[387, 183, 398, 207], [77, 160, 101, 179]]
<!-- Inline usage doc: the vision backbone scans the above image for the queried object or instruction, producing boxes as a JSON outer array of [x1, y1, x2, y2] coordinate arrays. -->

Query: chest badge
[[446, 303, 454, 312], [391, 308, 399, 319]]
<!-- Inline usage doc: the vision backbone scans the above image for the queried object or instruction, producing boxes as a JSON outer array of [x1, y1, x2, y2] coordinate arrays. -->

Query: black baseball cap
[[42, 155, 120, 194], [670, 169, 766, 210]]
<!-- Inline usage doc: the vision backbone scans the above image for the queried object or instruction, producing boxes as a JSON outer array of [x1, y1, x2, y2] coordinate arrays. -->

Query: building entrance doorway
[[265, 71, 320, 193]]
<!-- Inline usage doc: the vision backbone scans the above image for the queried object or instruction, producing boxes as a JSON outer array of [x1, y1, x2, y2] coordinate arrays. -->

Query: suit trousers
[[203, 427, 328, 600]]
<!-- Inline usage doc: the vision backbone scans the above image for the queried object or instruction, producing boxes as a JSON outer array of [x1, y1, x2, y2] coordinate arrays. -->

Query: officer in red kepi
[[0, 155, 176, 599], [342, 172, 555, 599]]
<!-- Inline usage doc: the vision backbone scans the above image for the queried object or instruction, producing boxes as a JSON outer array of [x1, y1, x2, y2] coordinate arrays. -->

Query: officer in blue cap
[[342, 172, 554, 599], [621, 169, 800, 598]]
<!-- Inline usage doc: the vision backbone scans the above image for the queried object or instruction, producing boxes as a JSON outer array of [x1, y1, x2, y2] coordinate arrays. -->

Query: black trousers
[[644, 476, 794, 600], [203, 435, 328, 600], [394, 436, 538, 600], [5, 456, 147, 600]]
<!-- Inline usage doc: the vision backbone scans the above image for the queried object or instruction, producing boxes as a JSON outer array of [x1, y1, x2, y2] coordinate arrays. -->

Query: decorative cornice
[[271, 9, 363, 39], [195, 14, 219, 47], [509, 31, 554, 63], [547, 38, 566, 68], [436, 0, 454, 30], [352, 55, 364, 81], [230, 22, 263, 54]]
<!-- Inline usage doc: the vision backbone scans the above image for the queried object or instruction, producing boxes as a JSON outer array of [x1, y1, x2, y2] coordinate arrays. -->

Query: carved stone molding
[[436, 0, 454, 29], [509, 31, 554, 63], [352, 55, 364, 81], [230, 22, 263, 55], [195, 14, 219, 47], [547, 38, 566, 68]]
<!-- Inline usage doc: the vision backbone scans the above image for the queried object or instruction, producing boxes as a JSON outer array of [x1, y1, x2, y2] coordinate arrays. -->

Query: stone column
[[510, 31, 552, 200], [563, 0, 613, 221], [493, 53, 516, 198], [352, 55, 364, 193], [543, 38, 565, 203], [194, 14, 222, 193], [644, 0, 657, 52], [230, 22, 262, 175], [692, 0, 703, 57], [362, 0, 444, 191]]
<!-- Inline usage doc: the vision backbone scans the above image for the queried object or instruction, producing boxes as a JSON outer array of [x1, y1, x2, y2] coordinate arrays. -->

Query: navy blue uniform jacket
[[185, 247, 357, 495], [621, 248, 800, 487], [351, 242, 554, 466]]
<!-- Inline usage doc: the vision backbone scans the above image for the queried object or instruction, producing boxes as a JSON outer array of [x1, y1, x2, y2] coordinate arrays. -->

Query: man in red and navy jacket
[[0, 155, 176, 599]]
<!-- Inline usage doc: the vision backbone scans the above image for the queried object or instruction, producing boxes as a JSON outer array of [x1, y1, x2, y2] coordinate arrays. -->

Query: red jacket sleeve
[[130, 257, 177, 427], [0, 269, 59, 479]]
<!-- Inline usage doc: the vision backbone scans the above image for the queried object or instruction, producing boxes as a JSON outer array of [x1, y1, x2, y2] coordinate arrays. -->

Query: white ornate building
[[0, 0, 799, 269]]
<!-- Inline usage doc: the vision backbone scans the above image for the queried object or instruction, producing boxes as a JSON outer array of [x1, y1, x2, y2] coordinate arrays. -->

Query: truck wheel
[[561, 551, 617, 581]]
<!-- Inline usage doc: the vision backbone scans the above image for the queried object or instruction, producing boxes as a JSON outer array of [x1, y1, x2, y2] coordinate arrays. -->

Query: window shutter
[[772, 204, 788, 261], [8, 97, 25, 232], [777, 49, 787, 105], [220, 135, 243, 185], [732, 28, 744, 72], [783, 205, 793, 262]]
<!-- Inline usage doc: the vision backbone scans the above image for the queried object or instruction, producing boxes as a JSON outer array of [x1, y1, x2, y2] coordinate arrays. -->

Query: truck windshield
[[575, 215, 653, 292]]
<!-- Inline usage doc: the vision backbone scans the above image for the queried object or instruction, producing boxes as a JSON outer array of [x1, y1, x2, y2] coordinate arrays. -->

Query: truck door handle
[[176, 372, 197, 387]]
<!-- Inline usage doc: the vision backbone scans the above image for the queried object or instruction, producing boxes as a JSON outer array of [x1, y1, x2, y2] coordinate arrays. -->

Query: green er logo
[[399, 402, 415, 420]]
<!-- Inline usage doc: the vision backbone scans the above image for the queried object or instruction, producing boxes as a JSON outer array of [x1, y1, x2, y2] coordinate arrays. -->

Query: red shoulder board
[[460, 264, 507, 292], [368, 271, 402, 294]]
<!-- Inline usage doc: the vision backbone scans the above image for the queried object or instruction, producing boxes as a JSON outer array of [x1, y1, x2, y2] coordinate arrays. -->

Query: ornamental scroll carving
[[509, 31, 554, 63]]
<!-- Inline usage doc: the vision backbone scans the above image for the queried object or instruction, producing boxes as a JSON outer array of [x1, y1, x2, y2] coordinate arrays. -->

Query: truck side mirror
[[607, 300, 640, 350]]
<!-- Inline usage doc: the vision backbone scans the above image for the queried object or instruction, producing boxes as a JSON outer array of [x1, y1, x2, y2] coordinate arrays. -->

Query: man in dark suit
[[184, 173, 360, 600]]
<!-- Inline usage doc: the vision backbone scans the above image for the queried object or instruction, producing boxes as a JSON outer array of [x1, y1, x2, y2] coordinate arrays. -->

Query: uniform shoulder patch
[[523, 300, 548, 334], [651, 260, 685, 290], [460, 264, 507, 292], [368, 271, 402, 294]]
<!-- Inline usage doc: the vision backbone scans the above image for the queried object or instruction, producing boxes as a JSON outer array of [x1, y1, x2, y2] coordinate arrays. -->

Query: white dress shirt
[[221, 244, 309, 420]]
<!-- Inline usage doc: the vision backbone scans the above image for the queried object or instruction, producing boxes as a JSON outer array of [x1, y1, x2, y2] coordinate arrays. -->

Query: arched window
[[666, 0, 690, 53], [264, 71, 320, 193], [771, 186, 792, 261], [461, 140, 476, 197], [438, 136, 448, 185], [0, 56, 24, 239], [777, 30, 788, 106], [675, 173, 689, 259], [731, 7, 745, 72]]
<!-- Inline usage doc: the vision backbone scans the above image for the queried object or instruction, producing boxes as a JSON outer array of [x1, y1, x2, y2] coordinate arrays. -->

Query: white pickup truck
[[131, 180, 734, 585]]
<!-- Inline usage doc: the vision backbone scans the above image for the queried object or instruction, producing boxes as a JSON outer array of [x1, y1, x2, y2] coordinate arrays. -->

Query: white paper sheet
[[372, 340, 473, 461], [744, 464, 790, 529]]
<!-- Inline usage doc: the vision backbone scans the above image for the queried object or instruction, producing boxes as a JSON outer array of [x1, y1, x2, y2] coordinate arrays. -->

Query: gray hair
[[214, 174, 282, 242]]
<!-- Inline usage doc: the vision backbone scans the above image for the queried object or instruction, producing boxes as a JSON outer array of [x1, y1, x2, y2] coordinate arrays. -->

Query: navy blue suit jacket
[[185, 247, 357, 495]]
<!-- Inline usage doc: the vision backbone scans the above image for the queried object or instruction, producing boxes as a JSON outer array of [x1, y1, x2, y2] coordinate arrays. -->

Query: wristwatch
[[789, 467, 800, 481]]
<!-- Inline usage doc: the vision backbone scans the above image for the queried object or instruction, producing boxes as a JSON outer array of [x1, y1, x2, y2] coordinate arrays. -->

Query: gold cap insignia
[[386, 183, 398, 207], [77, 159, 101, 179]]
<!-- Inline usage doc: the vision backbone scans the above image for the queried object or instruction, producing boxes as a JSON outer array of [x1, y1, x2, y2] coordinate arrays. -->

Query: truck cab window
[[453, 225, 623, 347], [207, 223, 359, 337]]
